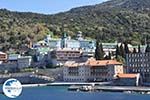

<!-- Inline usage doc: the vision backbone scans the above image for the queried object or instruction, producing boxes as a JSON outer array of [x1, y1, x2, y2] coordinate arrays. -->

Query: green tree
[[133, 48, 137, 53], [124, 43, 130, 54], [99, 43, 104, 60], [116, 44, 121, 59], [95, 40, 104, 60], [116, 55, 125, 64], [95, 40, 101, 60], [145, 44, 150, 52], [120, 43, 125, 58], [108, 51, 111, 60], [138, 45, 141, 53]]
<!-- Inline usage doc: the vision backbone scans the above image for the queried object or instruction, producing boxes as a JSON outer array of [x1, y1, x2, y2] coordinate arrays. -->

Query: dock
[[68, 86, 150, 93], [95, 86, 150, 92]]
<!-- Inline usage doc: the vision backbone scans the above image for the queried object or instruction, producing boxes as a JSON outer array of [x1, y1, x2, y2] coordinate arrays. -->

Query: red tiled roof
[[64, 61, 85, 67], [86, 59, 122, 66], [64, 58, 122, 67], [116, 73, 139, 78]]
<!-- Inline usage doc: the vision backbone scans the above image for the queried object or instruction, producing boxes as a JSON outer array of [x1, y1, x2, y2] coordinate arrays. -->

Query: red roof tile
[[116, 73, 139, 78], [86, 59, 122, 66], [65, 58, 122, 67]]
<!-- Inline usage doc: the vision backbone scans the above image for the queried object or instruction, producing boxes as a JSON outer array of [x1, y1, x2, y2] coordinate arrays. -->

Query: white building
[[17, 56, 32, 68], [8, 54, 32, 69], [8, 54, 21, 61], [34, 32, 96, 52], [63, 58, 124, 82], [102, 43, 117, 55], [49, 49, 82, 66], [33, 33, 96, 65], [35, 47, 50, 62]]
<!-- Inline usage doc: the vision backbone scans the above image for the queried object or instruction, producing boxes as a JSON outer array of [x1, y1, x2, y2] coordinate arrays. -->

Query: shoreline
[[21, 82, 111, 87], [21, 82, 150, 95], [1, 82, 150, 95]]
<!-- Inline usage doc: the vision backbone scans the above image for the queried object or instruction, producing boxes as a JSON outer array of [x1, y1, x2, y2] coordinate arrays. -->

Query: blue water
[[0, 86, 150, 100]]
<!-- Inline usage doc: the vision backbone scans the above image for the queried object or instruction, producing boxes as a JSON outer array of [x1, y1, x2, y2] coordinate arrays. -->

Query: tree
[[145, 44, 150, 52], [95, 40, 100, 60], [95, 40, 104, 60], [33, 55, 38, 62], [138, 45, 141, 53], [124, 43, 130, 54], [116, 44, 121, 59], [116, 55, 125, 64], [99, 43, 105, 60], [120, 43, 125, 58], [133, 48, 137, 53], [108, 51, 111, 60]]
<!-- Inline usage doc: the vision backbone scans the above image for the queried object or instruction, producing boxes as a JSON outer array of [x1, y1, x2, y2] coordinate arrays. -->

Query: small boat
[[123, 91, 132, 94], [68, 85, 79, 91], [79, 86, 94, 92]]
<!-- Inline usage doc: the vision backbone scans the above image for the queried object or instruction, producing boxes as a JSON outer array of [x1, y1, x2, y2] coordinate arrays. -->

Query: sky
[[0, 0, 108, 14]]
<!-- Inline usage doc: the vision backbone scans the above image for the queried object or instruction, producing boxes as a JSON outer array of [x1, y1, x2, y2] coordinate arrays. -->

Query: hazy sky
[[0, 0, 108, 14]]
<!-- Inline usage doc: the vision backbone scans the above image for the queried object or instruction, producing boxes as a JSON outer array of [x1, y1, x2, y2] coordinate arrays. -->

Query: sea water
[[0, 86, 150, 100]]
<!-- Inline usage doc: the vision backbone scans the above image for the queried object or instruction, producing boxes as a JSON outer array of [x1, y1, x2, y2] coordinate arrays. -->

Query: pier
[[95, 86, 150, 92], [68, 86, 150, 93]]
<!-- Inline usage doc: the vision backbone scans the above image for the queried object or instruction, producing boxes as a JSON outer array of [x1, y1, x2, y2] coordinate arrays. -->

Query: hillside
[[0, 0, 150, 51]]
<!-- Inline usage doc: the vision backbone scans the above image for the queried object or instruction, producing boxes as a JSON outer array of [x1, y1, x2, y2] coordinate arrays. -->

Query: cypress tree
[[120, 43, 125, 58], [145, 44, 150, 52], [133, 48, 137, 53], [108, 51, 111, 60], [95, 40, 101, 60], [95, 40, 104, 60], [99, 43, 104, 60], [138, 45, 141, 53], [124, 43, 130, 54], [116, 44, 120, 59]]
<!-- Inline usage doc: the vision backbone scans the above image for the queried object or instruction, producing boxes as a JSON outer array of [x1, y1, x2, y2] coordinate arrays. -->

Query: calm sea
[[0, 86, 150, 100]]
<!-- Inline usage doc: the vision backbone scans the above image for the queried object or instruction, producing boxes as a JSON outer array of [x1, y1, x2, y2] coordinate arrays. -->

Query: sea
[[0, 86, 150, 100]]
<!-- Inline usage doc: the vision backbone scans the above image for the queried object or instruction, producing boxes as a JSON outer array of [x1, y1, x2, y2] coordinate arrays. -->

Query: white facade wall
[[63, 66, 90, 82], [63, 64, 123, 82], [17, 56, 32, 68], [8, 54, 21, 61]]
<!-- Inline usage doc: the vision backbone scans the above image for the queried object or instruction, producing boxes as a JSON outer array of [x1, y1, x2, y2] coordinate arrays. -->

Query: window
[[133, 69, 135, 72]]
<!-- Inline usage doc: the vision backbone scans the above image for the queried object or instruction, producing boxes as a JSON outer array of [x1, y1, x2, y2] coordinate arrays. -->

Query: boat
[[79, 86, 94, 92]]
